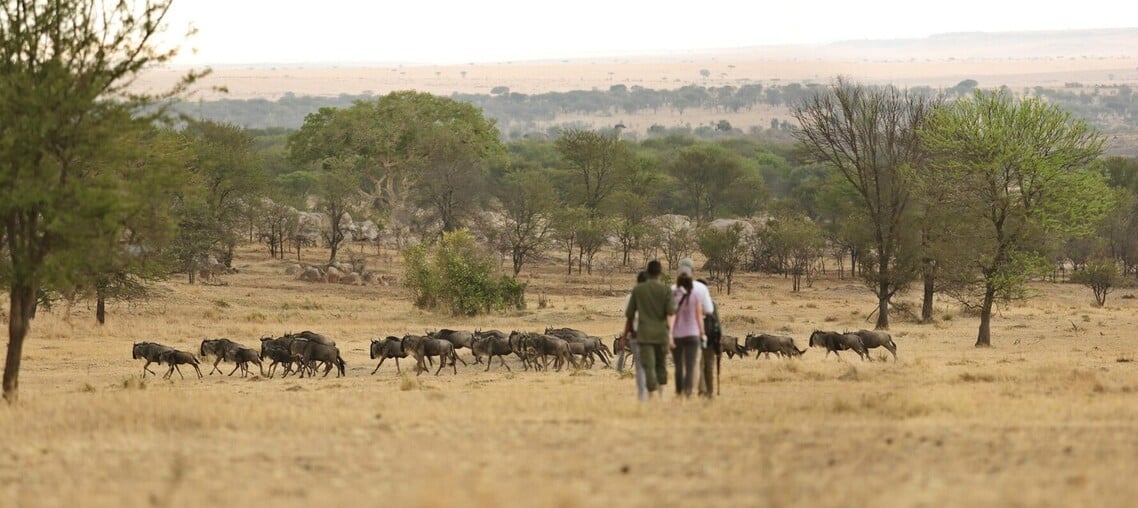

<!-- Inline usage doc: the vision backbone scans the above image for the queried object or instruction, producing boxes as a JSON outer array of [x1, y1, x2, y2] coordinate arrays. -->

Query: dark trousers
[[671, 336, 699, 396], [638, 342, 669, 393]]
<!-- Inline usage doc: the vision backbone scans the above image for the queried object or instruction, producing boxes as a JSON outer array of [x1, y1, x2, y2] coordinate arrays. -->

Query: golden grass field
[[3, 243, 1138, 507]]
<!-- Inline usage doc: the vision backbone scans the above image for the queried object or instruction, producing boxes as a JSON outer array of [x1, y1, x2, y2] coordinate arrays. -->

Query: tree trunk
[[875, 277, 890, 330], [976, 285, 996, 347], [96, 289, 107, 325], [921, 264, 935, 324], [4, 284, 36, 404]]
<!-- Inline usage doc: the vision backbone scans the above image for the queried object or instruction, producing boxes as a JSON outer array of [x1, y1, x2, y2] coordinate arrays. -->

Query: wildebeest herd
[[131, 327, 898, 380]]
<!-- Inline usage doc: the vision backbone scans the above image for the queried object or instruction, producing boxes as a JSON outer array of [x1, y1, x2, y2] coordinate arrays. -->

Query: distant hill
[[693, 28, 1138, 61]]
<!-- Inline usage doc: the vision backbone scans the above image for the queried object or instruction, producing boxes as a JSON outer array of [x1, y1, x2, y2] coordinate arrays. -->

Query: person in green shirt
[[623, 260, 677, 397]]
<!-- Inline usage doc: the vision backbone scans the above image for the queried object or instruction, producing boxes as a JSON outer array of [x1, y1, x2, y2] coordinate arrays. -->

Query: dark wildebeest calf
[[229, 346, 265, 378], [259, 336, 301, 378], [854, 329, 898, 361], [132, 342, 174, 377], [158, 350, 203, 380], [808, 330, 867, 361]]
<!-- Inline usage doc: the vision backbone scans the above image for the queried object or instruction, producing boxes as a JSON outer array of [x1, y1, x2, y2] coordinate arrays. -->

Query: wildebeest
[[745, 333, 805, 359], [199, 338, 242, 375], [472, 331, 513, 372], [132, 342, 174, 377], [511, 331, 579, 372], [545, 327, 611, 368], [298, 342, 345, 378], [854, 329, 898, 361], [229, 346, 265, 378], [401, 334, 461, 376], [808, 330, 867, 361], [472, 329, 508, 364], [259, 336, 300, 378], [283, 330, 335, 346], [428, 329, 475, 359], [157, 350, 203, 380], [370, 337, 408, 374], [720, 335, 748, 359]]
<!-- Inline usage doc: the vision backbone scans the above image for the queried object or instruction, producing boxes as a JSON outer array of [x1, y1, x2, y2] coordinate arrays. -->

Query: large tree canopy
[[792, 77, 939, 329], [0, 0, 202, 403], [920, 89, 1110, 347], [287, 91, 505, 235]]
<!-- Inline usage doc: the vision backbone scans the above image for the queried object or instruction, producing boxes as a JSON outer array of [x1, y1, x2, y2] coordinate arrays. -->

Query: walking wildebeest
[[428, 329, 475, 360], [720, 335, 748, 359], [471, 331, 513, 372], [854, 329, 898, 361], [229, 346, 265, 378], [199, 338, 242, 375], [259, 336, 301, 378], [157, 350, 203, 380], [401, 334, 461, 376], [370, 337, 408, 374], [132, 342, 174, 377], [298, 342, 345, 378], [808, 330, 867, 361], [745, 333, 805, 359]]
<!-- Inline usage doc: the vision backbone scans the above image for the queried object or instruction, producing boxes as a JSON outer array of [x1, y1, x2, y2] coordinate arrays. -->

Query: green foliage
[[1071, 259, 1122, 307], [0, 0, 204, 402], [697, 224, 746, 294], [402, 230, 526, 316], [921, 89, 1108, 345]]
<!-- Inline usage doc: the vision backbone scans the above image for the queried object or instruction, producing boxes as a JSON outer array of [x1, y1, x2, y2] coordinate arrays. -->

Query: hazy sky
[[162, 1, 1137, 65]]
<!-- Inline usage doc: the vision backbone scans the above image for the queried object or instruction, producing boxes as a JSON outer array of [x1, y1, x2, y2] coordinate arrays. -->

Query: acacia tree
[[667, 144, 747, 222], [288, 91, 504, 237], [494, 169, 558, 276], [555, 129, 633, 219], [315, 156, 365, 263], [920, 90, 1111, 347], [697, 223, 746, 294], [0, 0, 202, 403], [792, 77, 939, 329]]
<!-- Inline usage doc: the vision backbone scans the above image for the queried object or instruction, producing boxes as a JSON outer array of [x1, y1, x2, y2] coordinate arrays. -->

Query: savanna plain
[[2, 244, 1138, 507]]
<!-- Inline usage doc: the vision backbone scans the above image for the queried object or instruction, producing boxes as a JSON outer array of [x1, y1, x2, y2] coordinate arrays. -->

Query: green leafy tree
[[0, 0, 203, 403], [1072, 259, 1121, 307], [181, 120, 268, 267], [402, 229, 525, 316], [288, 91, 504, 235], [555, 129, 634, 219], [493, 169, 558, 276], [697, 223, 746, 294], [792, 77, 940, 329], [667, 143, 749, 222], [920, 90, 1111, 346], [315, 156, 365, 263]]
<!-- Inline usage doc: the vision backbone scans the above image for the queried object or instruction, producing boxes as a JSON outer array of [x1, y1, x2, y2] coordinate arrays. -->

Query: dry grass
[[3, 244, 1138, 507]]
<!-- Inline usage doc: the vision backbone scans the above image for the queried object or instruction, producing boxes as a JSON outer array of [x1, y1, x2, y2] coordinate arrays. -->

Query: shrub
[[1071, 259, 1120, 307], [403, 229, 526, 316]]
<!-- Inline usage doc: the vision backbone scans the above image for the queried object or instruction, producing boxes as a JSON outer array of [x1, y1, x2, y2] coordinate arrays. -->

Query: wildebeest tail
[[337, 355, 346, 376]]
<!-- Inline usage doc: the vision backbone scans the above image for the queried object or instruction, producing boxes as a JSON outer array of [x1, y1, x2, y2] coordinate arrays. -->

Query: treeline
[[172, 80, 1138, 148]]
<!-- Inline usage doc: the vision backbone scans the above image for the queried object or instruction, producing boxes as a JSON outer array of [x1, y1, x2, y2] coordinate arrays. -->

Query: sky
[[161, 0, 1138, 66]]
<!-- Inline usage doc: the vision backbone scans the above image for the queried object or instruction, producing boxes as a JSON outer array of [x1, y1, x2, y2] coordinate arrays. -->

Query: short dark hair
[[646, 260, 662, 276], [636, 271, 648, 283]]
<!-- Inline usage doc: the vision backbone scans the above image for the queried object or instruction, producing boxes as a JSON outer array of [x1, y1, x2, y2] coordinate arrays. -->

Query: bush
[[403, 230, 526, 316], [1071, 259, 1121, 307]]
